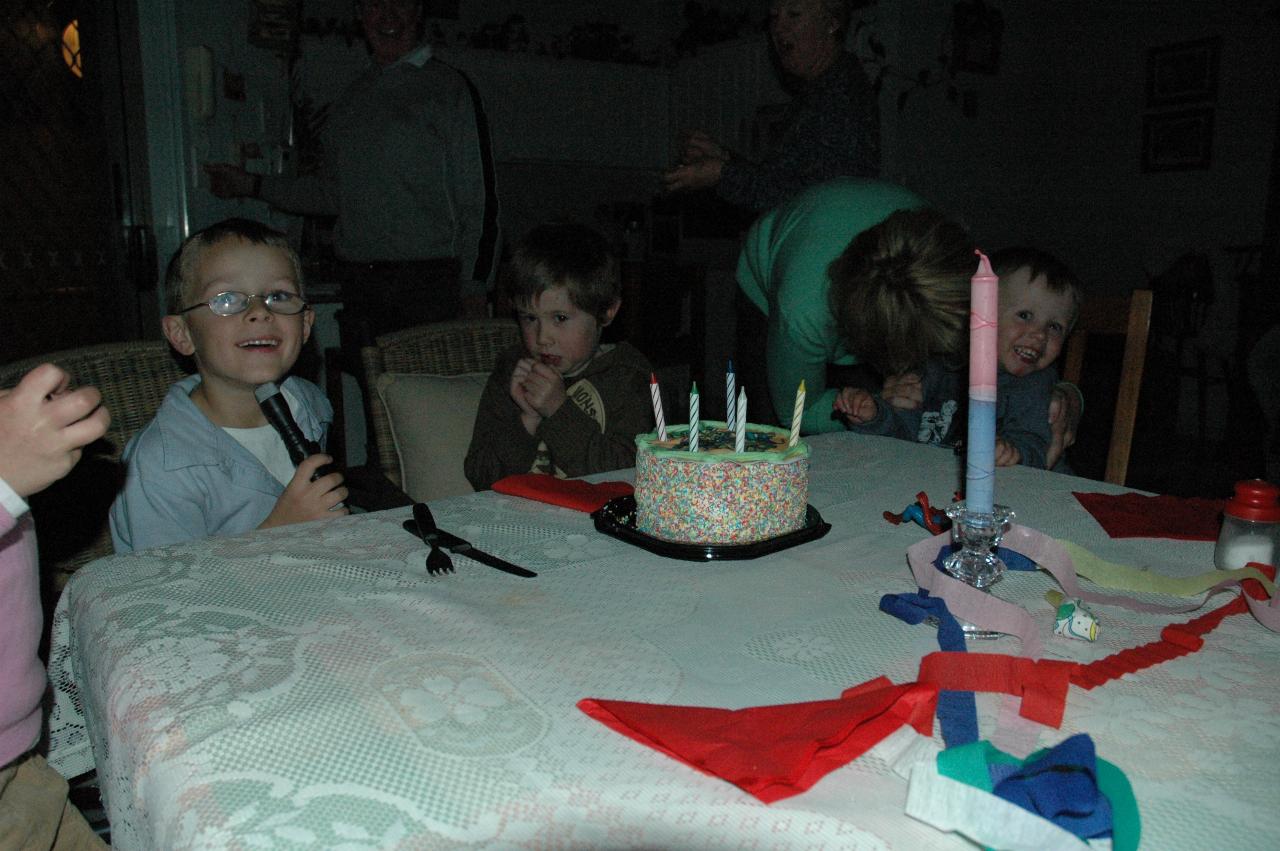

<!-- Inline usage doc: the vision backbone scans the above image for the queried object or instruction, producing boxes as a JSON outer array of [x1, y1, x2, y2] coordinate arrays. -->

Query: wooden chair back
[[1061, 289, 1154, 486], [0, 340, 190, 585], [360, 318, 520, 487]]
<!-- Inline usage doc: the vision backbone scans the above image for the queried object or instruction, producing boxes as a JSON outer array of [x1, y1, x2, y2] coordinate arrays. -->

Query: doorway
[[0, 0, 152, 364]]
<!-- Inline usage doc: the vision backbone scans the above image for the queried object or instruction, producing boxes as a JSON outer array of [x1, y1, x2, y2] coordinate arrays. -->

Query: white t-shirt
[[223, 385, 303, 486]]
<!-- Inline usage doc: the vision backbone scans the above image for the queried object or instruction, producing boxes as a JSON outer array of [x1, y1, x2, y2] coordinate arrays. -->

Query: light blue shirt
[[109, 375, 332, 554]]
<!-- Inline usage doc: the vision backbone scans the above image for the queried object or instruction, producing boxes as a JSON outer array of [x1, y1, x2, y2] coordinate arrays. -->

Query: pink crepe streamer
[[906, 526, 1280, 662]]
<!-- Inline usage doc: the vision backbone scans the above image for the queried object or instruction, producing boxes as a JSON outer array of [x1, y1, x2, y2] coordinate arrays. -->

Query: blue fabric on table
[[879, 590, 978, 747], [992, 733, 1113, 839]]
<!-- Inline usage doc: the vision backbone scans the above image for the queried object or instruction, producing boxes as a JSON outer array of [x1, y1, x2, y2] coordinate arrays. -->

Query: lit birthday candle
[[735, 387, 747, 452], [649, 372, 667, 441], [789, 380, 805, 447], [726, 360, 737, 435], [688, 382, 700, 451], [966, 250, 998, 514]]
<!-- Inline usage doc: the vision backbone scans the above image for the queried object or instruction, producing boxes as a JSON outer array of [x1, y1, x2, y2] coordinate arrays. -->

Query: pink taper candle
[[965, 250, 998, 514]]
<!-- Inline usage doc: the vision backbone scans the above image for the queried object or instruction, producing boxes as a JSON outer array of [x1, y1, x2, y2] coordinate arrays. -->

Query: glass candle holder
[[942, 502, 1014, 589]]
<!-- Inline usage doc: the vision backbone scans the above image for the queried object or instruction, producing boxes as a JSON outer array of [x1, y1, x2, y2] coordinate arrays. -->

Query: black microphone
[[254, 381, 334, 482]]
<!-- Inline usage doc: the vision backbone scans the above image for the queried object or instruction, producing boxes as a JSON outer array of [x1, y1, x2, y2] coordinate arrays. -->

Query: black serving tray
[[591, 495, 831, 561]]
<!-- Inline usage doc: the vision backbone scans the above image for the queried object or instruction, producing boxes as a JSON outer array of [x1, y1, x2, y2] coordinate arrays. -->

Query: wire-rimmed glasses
[[178, 290, 309, 317]]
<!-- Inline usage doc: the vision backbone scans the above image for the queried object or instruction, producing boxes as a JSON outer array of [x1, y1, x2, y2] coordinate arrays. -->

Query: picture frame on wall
[[1141, 108, 1214, 172], [1145, 36, 1221, 107]]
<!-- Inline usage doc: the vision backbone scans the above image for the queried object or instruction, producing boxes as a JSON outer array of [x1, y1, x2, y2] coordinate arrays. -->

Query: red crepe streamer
[[917, 652, 1076, 728], [1069, 569, 1273, 690]]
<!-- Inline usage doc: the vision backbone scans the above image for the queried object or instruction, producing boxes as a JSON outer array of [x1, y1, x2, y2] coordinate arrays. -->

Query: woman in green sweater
[[738, 177, 1080, 464]]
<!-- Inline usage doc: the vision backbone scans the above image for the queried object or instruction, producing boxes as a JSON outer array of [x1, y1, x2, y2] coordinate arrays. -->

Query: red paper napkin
[[492, 473, 634, 513], [577, 678, 937, 803], [1073, 491, 1224, 541]]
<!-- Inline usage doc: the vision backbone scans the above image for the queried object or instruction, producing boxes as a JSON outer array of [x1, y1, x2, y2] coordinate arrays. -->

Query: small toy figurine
[[883, 491, 951, 535], [1054, 598, 1099, 642]]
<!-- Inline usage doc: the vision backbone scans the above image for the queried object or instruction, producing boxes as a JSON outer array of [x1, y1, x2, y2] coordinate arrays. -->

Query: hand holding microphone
[[255, 381, 346, 512]]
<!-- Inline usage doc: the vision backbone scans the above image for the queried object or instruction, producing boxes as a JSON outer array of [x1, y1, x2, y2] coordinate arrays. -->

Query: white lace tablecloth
[[47, 433, 1280, 849]]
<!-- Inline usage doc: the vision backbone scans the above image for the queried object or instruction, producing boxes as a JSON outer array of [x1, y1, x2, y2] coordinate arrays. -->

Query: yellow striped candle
[[789, 380, 805, 447]]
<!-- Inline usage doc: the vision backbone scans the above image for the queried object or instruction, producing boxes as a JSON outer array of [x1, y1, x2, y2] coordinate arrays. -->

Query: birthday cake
[[633, 421, 810, 545]]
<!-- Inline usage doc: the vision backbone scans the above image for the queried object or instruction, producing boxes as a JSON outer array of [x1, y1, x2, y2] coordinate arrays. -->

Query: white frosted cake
[[633, 421, 810, 545]]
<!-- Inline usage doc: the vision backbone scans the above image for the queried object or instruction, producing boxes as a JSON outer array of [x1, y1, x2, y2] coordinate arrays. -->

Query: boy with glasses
[[110, 219, 348, 553]]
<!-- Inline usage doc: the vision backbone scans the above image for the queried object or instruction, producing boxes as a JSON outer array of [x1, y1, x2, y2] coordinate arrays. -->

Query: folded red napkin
[[1073, 491, 1224, 541], [492, 473, 634, 513], [577, 678, 937, 803]]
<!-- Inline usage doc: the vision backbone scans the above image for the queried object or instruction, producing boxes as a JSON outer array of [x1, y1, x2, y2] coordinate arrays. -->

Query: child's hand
[[1046, 384, 1081, 469], [517, 361, 568, 419], [881, 372, 924, 411], [260, 454, 349, 529], [995, 438, 1022, 467], [509, 358, 542, 435], [833, 387, 877, 424], [0, 363, 110, 498]]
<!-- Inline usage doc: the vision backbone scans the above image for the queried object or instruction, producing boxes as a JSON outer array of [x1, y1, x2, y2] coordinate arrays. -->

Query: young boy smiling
[[835, 246, 1080, 469], [464, 223, 654, 490], [110, 218, 347, 553]]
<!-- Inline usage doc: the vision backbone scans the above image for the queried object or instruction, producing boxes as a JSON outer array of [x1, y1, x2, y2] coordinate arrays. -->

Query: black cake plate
[[591, 495, 831, 561]]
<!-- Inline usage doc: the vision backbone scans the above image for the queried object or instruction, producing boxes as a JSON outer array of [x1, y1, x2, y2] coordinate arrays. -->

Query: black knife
[[407, 505, 537, 578]]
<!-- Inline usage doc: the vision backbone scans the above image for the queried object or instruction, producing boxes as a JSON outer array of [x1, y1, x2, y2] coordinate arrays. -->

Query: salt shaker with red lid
[[1214, 479, 1280, 570]]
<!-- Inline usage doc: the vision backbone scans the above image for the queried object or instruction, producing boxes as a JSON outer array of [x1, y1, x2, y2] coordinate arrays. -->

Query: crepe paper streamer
[[649, 373, 667, 441], [734, 388, 747, 453], [725, 360, 736, 434], [789, 380, 805, 447], [908, 526, 1280, 665], [917, 652, 1075, 728], [1001, 525, 1280, 631], [937, 738, 1140, 851], [491, 474, 633, 513], [965, 250, 999, 515], [908, 532, 1046, 658], [881, 591, 979, 748], [1068, 583, 1261, 690], [577, 678, 938, 804], [1072, 491, 1225, 541], [688, 382, 699, 452], [1054, 599, 1099, 642], [930, 544, 1038, 573], [1060, 540, 1276, 599], [905, 759, 1097, 851], [988, 735, 1112, 839]]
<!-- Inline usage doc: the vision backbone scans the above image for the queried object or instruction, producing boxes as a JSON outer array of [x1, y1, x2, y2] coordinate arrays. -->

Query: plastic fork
[[413, 503, 455, 576]]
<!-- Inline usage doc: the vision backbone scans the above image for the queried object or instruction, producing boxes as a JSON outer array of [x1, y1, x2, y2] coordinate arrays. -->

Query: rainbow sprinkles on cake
[[633, 421, 810, 545]]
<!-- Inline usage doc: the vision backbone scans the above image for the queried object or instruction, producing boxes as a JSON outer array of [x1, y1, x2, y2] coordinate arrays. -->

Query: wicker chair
[[360, 318, 520, 489], [0, 340, 190, 588]]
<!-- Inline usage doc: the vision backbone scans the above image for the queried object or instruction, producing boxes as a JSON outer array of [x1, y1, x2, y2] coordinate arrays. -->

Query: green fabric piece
[[936, 740, 1141, 851]]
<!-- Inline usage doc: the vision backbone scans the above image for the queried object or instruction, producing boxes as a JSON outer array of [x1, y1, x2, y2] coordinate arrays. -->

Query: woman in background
[[663, 0, 880, 212]]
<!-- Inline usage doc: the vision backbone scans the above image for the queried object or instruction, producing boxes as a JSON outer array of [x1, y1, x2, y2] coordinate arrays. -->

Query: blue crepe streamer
[[879, 590, 979, 747], [992, 733, 1114, 839], [931, 544, 1038, 573]]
